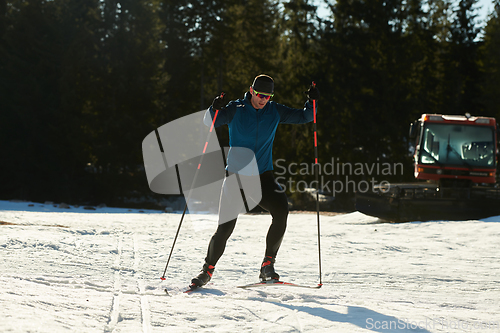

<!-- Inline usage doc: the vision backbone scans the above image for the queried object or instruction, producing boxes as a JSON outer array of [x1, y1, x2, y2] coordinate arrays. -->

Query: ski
[[183, 283, 199, 294], [164, 283, 201, 296], [237, 280, 323, 289], [165, 280, 322, 295]]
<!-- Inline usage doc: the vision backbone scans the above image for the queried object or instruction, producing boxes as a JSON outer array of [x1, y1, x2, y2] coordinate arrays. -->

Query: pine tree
[[480, 0, 500, 118], [443, 0, 482, 114], [0, 0, 72, 201], [273, 0, 320, 173], [221, 0, 281, 99]]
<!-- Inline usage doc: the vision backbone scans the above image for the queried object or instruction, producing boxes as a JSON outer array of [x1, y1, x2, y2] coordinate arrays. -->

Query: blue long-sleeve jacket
[[204, 92, 314, 174]]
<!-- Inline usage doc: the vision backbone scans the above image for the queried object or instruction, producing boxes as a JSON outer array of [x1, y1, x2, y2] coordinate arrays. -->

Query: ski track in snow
[[1, 200, 500, 332]]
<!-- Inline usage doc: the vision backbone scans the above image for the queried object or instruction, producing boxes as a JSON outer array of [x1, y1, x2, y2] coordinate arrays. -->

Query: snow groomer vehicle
[[356, 113, 500, 222]]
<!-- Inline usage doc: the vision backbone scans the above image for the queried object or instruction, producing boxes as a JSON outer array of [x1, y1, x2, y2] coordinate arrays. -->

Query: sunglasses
[[253, 89, 274, 100]]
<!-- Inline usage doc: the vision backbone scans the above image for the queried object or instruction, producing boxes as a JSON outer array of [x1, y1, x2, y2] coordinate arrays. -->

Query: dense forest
[[1, 0, 499, 210]]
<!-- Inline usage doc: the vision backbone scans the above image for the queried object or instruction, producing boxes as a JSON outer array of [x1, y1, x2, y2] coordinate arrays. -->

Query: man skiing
[[191, 74, 320, 288]]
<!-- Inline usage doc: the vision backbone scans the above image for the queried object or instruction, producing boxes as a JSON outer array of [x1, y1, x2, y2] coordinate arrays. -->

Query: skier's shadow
[[272, 303, 432, 333]]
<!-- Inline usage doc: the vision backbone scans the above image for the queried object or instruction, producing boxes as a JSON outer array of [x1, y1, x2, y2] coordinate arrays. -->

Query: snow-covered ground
[[1, 200, 499, 333]]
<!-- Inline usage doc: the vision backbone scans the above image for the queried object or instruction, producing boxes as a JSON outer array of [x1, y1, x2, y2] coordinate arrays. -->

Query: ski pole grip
[[310, 82, 317, 102], [216, 93, 225, 111]]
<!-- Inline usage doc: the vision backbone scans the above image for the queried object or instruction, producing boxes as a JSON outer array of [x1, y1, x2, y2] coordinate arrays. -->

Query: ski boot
[[259, 256, 280, 281], [191, 263, 215, 288]]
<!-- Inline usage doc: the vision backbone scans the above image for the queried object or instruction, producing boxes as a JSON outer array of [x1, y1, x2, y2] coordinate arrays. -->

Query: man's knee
[[214, 220, 236, 239], [278, 199, 289, 217]]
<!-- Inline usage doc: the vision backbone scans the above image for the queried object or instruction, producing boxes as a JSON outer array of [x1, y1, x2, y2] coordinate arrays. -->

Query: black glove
[[306, 84, 320, 101], [211, 94, 226, 111]]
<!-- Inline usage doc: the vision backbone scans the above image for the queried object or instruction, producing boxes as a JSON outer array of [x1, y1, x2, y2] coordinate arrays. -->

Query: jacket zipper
[[255, 110, 259, 154]]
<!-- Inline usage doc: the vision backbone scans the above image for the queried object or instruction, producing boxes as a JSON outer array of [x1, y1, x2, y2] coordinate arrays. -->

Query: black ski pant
[[204, 171, 288, 266]]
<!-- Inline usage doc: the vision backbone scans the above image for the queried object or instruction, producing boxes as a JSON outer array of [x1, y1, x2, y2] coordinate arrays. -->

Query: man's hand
[[211, 94, 226, 111], [306, 84, 320, 101]]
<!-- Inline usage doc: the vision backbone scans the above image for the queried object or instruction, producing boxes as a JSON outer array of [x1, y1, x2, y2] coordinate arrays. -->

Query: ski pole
[[161, 93, 224, 281], [312, 82, 323, 286]]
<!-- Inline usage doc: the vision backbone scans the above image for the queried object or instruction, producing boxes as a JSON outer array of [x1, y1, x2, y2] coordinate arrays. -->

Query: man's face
[[250, 87, 273, 110]]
